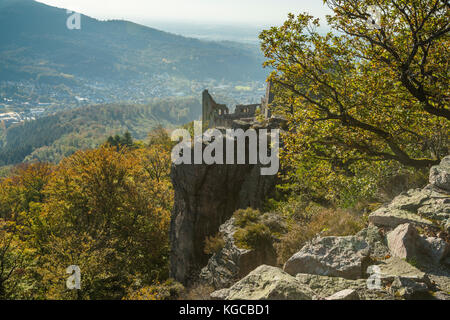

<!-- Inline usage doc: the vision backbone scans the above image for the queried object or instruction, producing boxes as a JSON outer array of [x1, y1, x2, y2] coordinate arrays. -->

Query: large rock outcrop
[[387, 223, 449, 264], [369, 156, 450, 231], [283, 235, 371, 280], [325, 289, 359, 300], [212, 265, 397, 300], [212, 228, 443, 300], [386, 223, 421, 260], [429, 156, 450, 192], [170, 129, 278, 285], [211, 265, 315, 300], [208, 157, 450, 300], [199, 217, 278, 289], [294, 273, 392, 300]]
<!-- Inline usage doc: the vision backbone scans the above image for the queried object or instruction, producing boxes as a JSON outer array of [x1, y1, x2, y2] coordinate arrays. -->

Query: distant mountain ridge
[[0, 0, 266, 82]]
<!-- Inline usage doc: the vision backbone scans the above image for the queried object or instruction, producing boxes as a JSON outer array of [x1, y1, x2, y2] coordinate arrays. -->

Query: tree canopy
[[0, 130, 173, 299], [260, 0, 449, 202]]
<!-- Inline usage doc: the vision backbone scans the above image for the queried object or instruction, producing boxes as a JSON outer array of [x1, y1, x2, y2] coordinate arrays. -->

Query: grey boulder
[[283, 236, 370, 280], [211, 265, 314, 300], [325, 289, 359, 300], [429, 156, 450, 191], [386, 223, 420, 260]]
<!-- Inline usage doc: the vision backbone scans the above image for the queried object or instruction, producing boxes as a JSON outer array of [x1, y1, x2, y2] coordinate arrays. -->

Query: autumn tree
[[0, 222, 24, 298], [34, 146, 172, 299], [148, 125, 174, 149], [0, 163, 52, 220], [260, 0, 449, 202], [106, 131, 135, 150]]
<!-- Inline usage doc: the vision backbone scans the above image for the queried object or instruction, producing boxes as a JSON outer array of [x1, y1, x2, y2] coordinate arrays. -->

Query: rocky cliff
[[169, 127, 279, 285], [199, 214, 282, 289], [210, 156, 450, 300]]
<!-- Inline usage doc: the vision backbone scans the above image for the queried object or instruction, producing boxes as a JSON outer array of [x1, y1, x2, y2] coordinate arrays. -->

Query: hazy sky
[[36, 0, 332, 26]]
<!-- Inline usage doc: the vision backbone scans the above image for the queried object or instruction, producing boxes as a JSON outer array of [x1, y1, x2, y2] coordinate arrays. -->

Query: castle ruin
[[202, 82, 274, 129]]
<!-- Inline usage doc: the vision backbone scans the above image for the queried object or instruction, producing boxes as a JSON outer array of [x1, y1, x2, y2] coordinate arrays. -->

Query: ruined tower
[[202, 90, 229, 128], [202, 82, 275, 129], [260, 80, 274, 119]]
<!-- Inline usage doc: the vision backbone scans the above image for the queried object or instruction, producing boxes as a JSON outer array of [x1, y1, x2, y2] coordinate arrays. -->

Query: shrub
[[204, 232, 225, 255], [260, 212, 287, 235], [233, 208, 260, 228], [275, 223, 310, 266], [232, 208, 280, 250], [125, 279, 185, 300], [234, 223, 273, 250], [271, 197, 323, 223]]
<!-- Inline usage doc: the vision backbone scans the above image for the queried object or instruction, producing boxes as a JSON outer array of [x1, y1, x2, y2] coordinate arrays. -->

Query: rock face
[[205, 157, 450, 300], [387, 223, 420, 260], [372, 256, 433, 298], [389, 277, 429, 299], [433, 291, 450, 300], [211, 223, 448, 300], [369, 156, 450, 231], [212, 265, 314, 300], [199, 218, 278, 289], [199, 240, 242, 289], [420, 236, 449, 264], [294, 273, 392, 300], [169, 130, 277, 284], [325, 289, 359, 300], [386, 223, 449, 264], [429, 156, 450, 191], [212, 266, 396, 301], [368, 206, 436, 229], [376, 257, 430, 283], [355, 225, 390, 259], [283, 236, 371, 280]]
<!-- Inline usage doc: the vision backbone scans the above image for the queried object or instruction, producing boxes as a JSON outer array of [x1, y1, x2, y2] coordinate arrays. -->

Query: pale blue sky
[[36, 0, 332, 26]]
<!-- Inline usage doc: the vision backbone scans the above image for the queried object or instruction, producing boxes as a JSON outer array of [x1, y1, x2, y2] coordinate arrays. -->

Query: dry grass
[[181, 284, 215, 300], [275, 208, 365, 265], [233, 208, 261, 228]]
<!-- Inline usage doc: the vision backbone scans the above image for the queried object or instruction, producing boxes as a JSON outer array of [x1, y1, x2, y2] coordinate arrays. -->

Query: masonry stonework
[[202, 81, 274, 129]]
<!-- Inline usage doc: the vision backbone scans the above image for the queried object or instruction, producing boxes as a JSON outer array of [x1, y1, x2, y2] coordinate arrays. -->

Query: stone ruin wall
[[202, 82, 274, 129]]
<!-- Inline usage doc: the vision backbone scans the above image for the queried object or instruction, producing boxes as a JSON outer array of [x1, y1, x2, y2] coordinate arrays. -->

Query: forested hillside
[[0, 96, 201, 165]]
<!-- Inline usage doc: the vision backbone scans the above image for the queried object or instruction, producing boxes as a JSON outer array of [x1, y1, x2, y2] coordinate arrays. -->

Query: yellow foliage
[[0, 141, 175, 299]]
